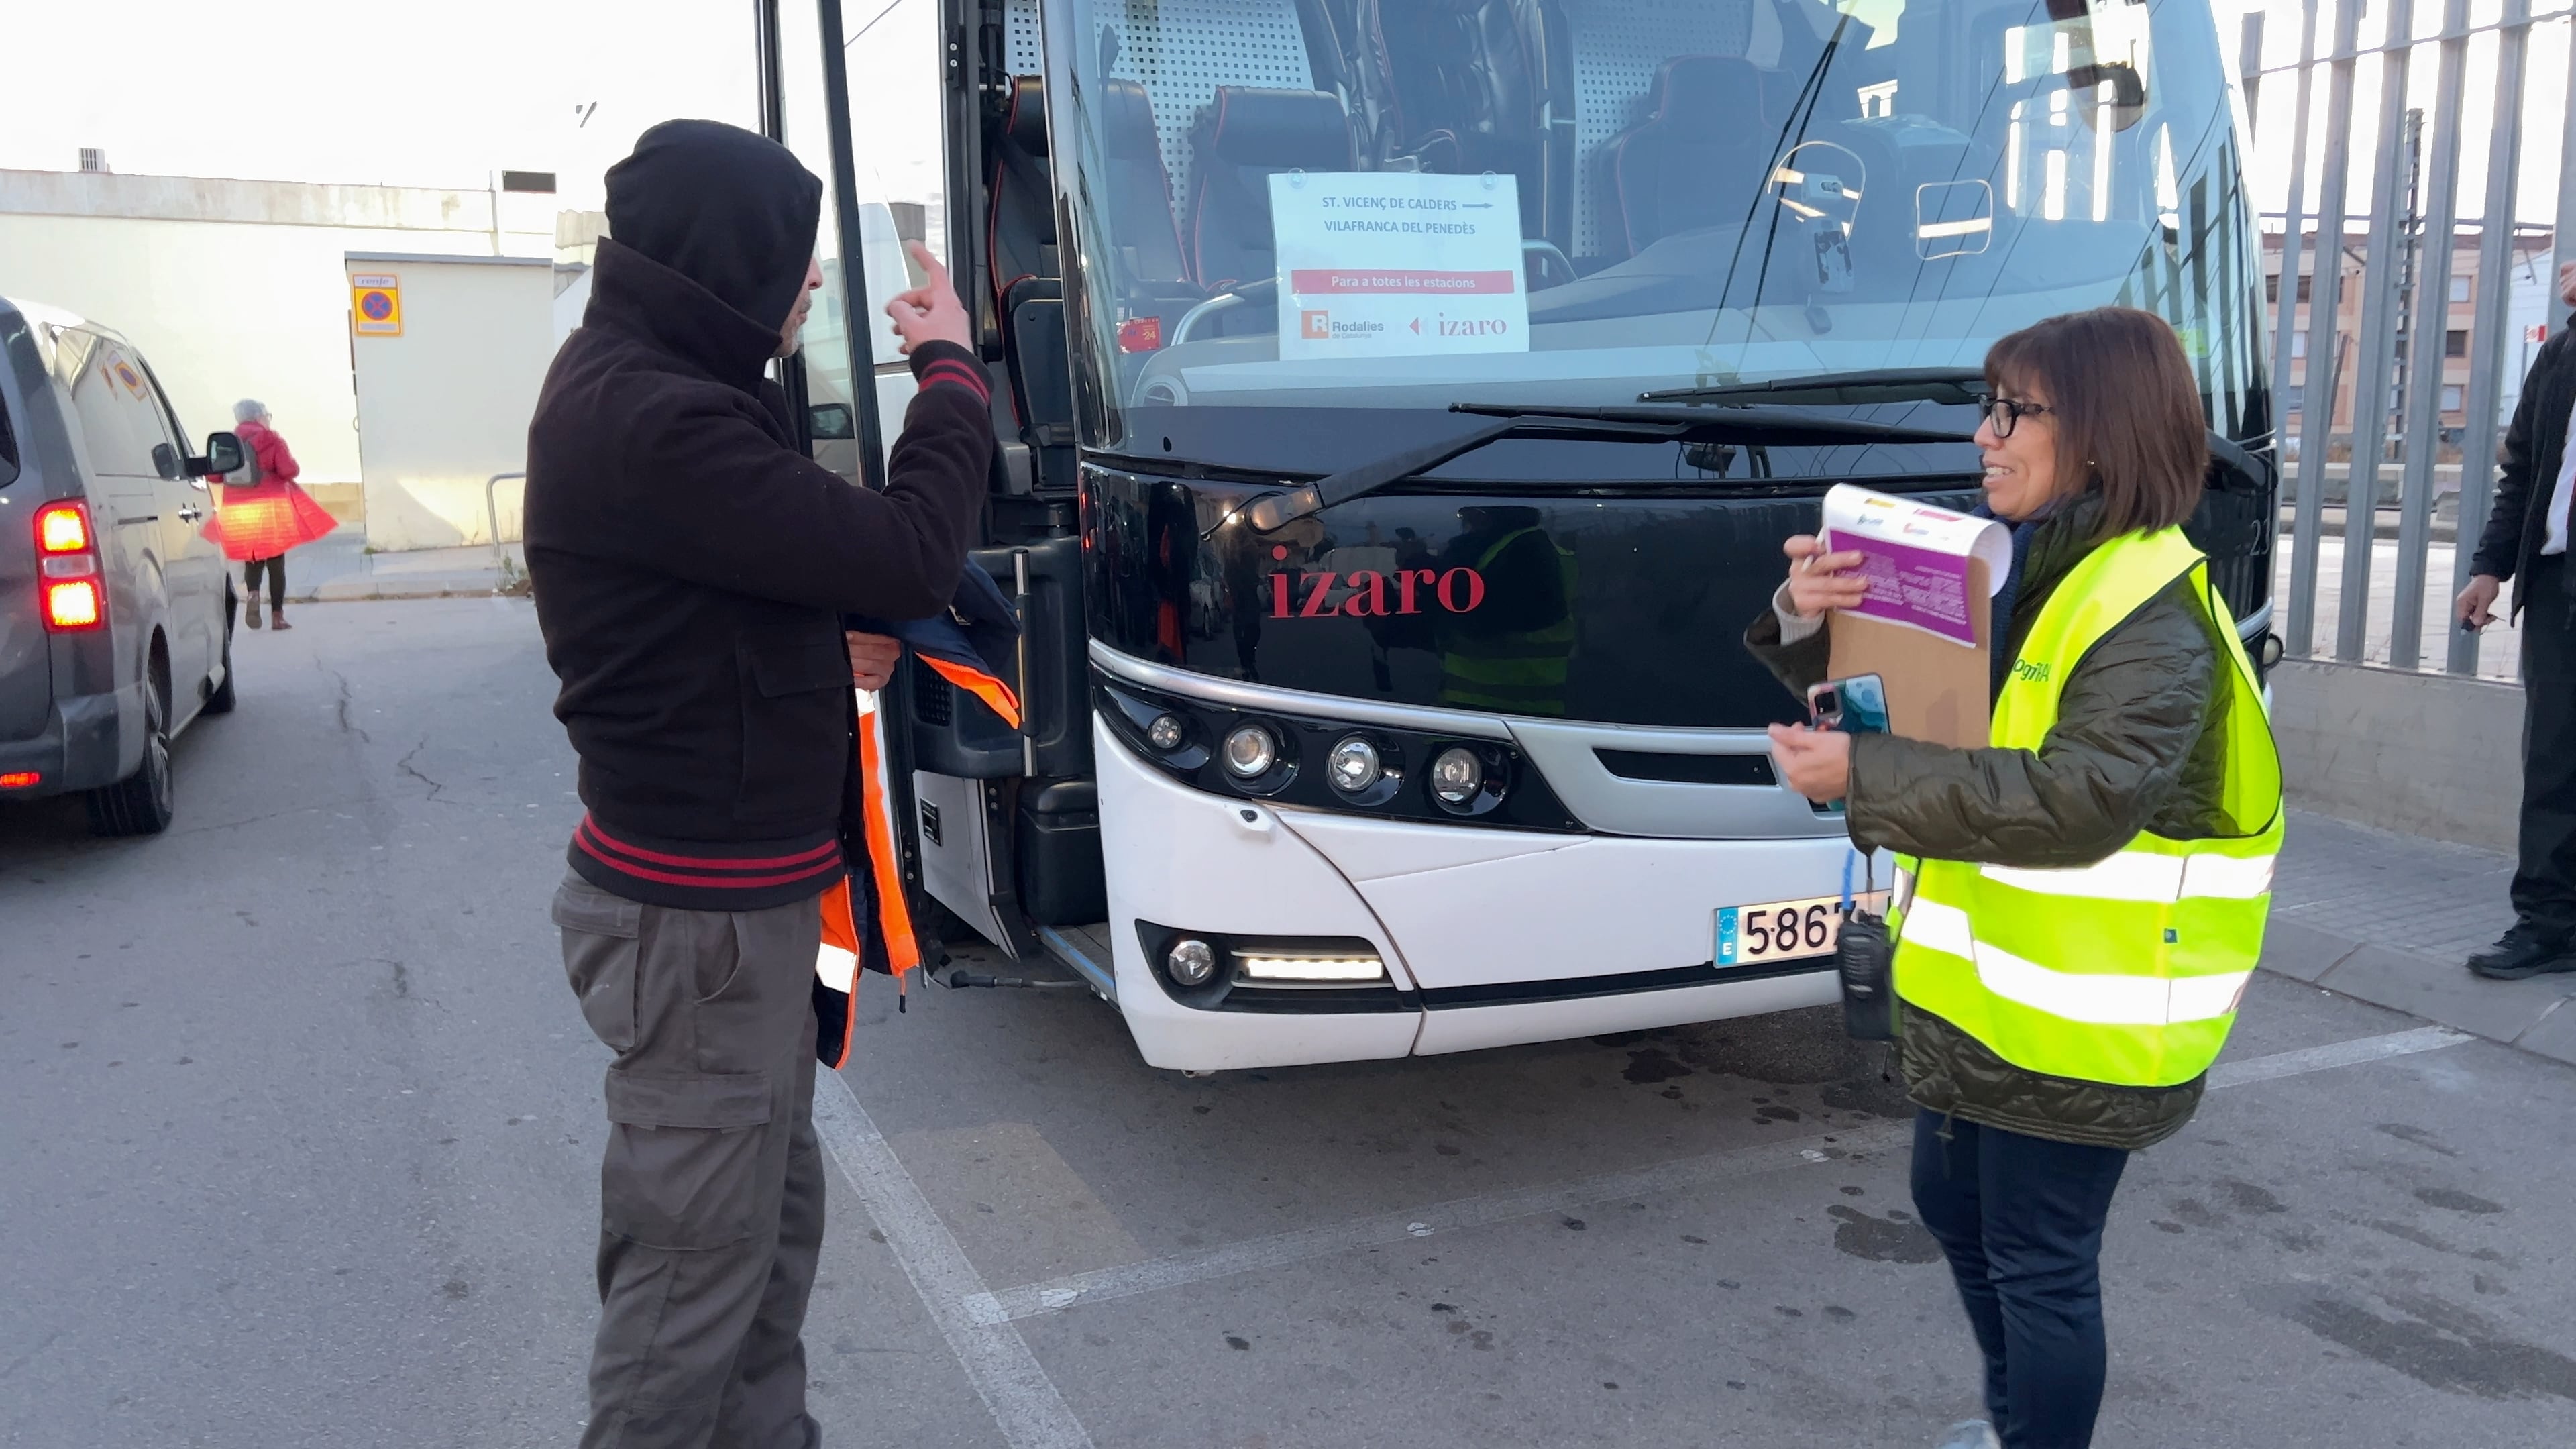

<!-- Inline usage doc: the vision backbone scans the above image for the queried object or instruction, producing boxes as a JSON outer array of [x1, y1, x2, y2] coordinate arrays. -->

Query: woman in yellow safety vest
[[1748, 307, 2283, 1449]]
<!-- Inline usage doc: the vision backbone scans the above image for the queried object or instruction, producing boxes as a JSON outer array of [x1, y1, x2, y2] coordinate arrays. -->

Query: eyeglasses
[[1982, 398, 2053, 439]]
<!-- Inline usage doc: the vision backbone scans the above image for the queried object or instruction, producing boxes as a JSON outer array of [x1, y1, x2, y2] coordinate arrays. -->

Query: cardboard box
[[1826, 555, 1992, 749]]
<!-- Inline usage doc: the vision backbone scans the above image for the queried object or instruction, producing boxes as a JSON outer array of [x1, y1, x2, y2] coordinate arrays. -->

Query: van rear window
[[0, 392, 18, 488]]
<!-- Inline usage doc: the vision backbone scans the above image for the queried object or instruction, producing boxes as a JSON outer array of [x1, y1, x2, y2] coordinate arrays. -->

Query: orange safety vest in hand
[[812, 663, 1022, 1069]]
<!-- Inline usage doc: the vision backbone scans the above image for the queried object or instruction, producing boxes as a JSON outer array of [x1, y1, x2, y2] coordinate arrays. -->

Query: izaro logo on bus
[[1267, 545, 1484, 619], [1272, 170, 1529, 361]]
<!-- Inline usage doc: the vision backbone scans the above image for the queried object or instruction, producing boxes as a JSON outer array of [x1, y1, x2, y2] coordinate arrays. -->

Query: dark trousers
[[2517, 555, 2576, 935], [554, 871, 828, 1449], [1910, 1110, 2131, 1449], [243, 555, 286, 609]]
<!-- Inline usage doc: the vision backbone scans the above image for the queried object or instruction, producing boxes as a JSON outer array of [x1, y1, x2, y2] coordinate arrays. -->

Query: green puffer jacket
[[1746, 491, 2241, 1150]]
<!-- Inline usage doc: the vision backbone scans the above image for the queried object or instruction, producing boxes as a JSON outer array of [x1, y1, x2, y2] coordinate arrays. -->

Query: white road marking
[[811, 1069, 1094, 1449], [965, 1024, 2471, 1324], [2205, 1024, 2470, 1087]]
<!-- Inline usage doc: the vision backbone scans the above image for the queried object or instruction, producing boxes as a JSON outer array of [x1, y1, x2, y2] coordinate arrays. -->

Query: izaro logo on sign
[[1272, 171, 1527, 361]]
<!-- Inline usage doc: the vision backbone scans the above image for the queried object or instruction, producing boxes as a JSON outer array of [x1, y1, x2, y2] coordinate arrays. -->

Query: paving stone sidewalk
[[2267, 808, 2575, 1065], [271, 525, 519, 602]]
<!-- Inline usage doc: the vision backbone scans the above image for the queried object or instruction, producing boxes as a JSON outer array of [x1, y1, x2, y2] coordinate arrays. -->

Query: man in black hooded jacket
[[525, 119, 989, 1448]]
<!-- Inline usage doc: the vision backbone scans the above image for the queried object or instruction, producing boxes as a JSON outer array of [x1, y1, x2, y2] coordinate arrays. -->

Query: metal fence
[[2248, 0, 2576, 677]]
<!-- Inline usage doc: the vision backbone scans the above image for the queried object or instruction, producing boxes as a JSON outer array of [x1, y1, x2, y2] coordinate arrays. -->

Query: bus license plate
[[1715, 892, 1889, 968]]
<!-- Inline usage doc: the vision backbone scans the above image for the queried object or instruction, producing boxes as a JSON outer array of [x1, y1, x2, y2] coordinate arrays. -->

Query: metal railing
[[485, 472, 526, 567], [2248, 0, 2569, 678]]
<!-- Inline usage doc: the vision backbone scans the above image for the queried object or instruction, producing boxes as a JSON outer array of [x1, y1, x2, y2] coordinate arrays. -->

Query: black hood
[[604, 119, 823, 333]]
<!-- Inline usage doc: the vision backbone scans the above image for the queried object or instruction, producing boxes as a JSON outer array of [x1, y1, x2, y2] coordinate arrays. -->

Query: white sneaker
[[1935, 1422, 2001, 1449]]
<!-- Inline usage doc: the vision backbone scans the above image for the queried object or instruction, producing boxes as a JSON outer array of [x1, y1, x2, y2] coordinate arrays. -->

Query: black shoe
[[2465, 924, 2576, 980]]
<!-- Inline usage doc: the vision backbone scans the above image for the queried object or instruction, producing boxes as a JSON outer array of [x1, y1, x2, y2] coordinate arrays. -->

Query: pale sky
[[0, 0, 761, 207], [5, 0, 2569, 229], [2229, 0, 2576, 229]]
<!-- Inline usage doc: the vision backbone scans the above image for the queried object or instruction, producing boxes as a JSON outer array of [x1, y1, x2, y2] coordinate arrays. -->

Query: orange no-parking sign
[[351, 274, 402, 336]]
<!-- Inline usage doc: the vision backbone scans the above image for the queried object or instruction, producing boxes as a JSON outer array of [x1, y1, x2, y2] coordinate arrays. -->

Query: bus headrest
[[1199, 87, 1356, 170]]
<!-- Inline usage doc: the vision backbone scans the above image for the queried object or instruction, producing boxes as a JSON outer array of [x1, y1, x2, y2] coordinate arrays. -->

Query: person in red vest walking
[[205, 399, 337, 630]]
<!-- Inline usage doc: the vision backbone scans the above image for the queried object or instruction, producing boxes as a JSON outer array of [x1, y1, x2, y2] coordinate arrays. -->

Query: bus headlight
[[1146, 713, 1187, 751], [1429, 747, 1483, 805], [1167, 938, 1218, 986], [1237, 953, 1387, 983], [1222, 723, 1278, 779], [1327, 735, 1382, 794]]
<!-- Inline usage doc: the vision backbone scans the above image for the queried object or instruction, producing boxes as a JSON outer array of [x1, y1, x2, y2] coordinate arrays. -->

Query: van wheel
[[203, 596, 239, 715], [87, 672, 176, 837]]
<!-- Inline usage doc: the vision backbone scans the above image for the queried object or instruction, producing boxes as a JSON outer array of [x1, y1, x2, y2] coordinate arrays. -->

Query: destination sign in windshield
[[1271, 172, 1530, 362]]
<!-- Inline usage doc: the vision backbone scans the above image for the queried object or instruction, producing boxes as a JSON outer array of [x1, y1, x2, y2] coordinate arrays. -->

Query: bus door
[[769, 0, 1105, 967], [904, 0, 1106, 968]]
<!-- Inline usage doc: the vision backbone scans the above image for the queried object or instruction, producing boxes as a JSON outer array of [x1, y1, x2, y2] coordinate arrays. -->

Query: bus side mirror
[[809, 403, 855, 441]]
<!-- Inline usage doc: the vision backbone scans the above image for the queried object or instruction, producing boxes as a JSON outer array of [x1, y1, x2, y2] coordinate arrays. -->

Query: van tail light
[[46, 580, 103, 629], [0, 771, 40, 790], [35, 502, 104, 631], [38, 503, 90, 554]]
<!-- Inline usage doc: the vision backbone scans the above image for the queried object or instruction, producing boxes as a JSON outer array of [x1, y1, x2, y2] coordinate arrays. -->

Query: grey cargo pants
[[554, 871, 828, 1449]]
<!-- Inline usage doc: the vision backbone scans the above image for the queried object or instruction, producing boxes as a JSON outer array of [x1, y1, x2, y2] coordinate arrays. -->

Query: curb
[[2261, 918, 2576, 1067], [289, 576, 515, 603]]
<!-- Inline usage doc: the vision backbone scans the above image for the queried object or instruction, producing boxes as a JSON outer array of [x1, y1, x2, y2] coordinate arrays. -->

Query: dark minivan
[[0, 297, 244, 835]]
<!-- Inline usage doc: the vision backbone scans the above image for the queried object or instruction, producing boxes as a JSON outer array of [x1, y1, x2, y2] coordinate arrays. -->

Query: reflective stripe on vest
[[1889, 527, 2285, 1089]]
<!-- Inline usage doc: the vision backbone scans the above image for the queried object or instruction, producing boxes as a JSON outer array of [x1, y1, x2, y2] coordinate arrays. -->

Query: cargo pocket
[[553, 881, 642, 1053], [600, 1069, 775, 1250]]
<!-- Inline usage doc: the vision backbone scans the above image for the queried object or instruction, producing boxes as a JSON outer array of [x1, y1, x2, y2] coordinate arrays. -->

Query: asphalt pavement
[[4, 598, 2572, 1448]]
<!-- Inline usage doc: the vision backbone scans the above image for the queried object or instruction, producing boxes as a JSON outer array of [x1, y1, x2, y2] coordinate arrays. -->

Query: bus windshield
[[1047, 0, 2261, 455]]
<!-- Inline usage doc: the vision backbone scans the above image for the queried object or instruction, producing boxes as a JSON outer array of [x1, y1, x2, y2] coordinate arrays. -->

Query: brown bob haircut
[[1984, 306, 2208, 540]]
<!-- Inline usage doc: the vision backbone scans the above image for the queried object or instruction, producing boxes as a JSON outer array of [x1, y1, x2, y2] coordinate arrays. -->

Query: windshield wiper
[[1642, 367, 1990, 407], [1238, 401, 1974, 532]]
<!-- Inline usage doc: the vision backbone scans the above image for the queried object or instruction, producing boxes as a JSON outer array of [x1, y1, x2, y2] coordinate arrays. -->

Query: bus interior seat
[[987, 74, 1056, 318], [1353, 0, 1568, 242], [1597, 54, 1775, 258], [985, 74, 1071, 479], [1098, 76, 1208, 346], [987, 73, 1196, 441], [1101, 78, 1192, 288], [1185, 87, 1358, 293], [1004, 279, 1077, 488]]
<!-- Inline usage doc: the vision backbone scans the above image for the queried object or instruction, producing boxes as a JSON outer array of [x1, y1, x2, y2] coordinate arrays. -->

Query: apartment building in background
[[2262, 222, 2554, 458]]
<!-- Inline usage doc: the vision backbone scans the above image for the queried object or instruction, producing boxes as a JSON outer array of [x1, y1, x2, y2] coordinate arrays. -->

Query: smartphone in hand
[[1807, 674, 1890, 735]]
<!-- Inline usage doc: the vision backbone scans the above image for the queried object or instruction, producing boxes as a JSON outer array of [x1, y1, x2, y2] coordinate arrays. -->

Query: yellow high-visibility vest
[[1888, 527, 2284, 1088], [1439, 527, 1578, 715]]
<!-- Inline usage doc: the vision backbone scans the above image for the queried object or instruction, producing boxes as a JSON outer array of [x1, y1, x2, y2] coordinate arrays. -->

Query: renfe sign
[[1271, 172, 1529, 361]]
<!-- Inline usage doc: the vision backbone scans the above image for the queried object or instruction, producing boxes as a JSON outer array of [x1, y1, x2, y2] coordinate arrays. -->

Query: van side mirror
[[808, 403, 855, 441], [197, 431, 246, 478]]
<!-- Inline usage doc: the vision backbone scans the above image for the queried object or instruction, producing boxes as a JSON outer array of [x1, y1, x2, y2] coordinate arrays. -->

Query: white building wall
[[346, 255, 555, 550], [2499, 265, 2553, 425], [0, 168, 555, 495]]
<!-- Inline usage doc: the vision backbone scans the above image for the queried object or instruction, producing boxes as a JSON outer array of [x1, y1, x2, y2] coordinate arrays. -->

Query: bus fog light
[[1167, 938, 1218, 986], [1146, 713, 1187, 751], [1238, 954, 1387, 983], [1430, 747, 1483, 804], [1327, 736, 1382, 793], [1222, 723, 1277, 778]]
